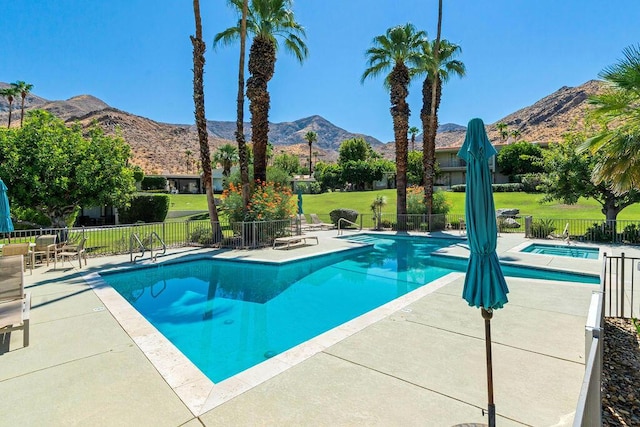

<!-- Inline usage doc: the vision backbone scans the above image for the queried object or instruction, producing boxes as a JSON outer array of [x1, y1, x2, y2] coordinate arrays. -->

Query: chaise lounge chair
[[0, 255, 31, 348], [310, 214, 333, 230]]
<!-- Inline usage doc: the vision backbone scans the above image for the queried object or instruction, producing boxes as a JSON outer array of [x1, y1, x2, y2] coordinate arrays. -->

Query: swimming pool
[[520, 243, 600, 259], [99, 235, 597, 383]]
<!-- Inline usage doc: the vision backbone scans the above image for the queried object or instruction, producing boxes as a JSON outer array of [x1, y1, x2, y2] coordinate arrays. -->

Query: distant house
[[434, 141, 548, 187], [76, 205, 119, 226], [166, 174, 203, 194], [291, 175, 316, 193]]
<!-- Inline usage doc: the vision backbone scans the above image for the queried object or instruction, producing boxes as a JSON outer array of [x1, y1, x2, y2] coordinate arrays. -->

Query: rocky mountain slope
[[0, 80, 605, 173]]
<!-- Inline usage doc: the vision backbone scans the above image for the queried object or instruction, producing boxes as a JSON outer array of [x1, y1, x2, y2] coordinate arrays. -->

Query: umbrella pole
[[482, 307, 496, 427]]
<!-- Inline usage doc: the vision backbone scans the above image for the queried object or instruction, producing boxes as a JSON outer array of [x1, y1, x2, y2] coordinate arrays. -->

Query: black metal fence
[[1, 218, 295, 255], [602, 253, 639, 319]]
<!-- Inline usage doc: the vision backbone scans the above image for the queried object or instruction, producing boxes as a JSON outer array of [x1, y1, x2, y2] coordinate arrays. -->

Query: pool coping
[[84, 255, 462, 416]]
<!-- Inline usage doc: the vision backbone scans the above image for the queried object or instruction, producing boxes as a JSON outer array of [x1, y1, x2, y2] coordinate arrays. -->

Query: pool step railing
[[337, 218, 362, 236], [130, 232, 167, 263]]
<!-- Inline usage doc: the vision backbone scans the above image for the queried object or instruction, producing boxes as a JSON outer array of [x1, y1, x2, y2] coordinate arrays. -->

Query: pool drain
[[264, 350, 277, 359]]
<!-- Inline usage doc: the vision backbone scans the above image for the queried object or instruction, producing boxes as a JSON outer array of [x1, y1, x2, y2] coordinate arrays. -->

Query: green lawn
[[169, 190, 640, 221]]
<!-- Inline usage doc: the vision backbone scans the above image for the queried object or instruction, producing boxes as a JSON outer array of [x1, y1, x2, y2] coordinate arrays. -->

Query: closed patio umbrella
[[297, 188, 303, 235], [0, 178, 14, 242], [457, 118, 509, 427]]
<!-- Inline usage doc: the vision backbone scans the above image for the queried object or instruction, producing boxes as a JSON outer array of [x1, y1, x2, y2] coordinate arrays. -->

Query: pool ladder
[[130, 232, 167, 263]]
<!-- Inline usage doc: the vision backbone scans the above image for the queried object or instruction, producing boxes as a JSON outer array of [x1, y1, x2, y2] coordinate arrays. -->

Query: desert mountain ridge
[[0, 80, 605, 174]]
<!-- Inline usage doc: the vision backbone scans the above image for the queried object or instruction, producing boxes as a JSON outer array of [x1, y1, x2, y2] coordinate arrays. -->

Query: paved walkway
[[0, 231, 630, 426]]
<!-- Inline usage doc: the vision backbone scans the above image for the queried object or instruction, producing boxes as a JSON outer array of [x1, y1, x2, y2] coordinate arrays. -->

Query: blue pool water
[[521, 243, 600, 259], [100, 235, 598, 383]]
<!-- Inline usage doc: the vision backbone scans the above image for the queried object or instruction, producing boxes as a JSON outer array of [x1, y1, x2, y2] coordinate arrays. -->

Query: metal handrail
[[130, 232, 166, 263], [148, 231, 167, 262], [130, 233, 145, 263], [337, 218, 362, 236]]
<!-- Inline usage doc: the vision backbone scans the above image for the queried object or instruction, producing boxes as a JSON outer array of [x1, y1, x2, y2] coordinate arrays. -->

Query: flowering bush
[[221, 181, 295, 222], [407, 186, 450, 215]]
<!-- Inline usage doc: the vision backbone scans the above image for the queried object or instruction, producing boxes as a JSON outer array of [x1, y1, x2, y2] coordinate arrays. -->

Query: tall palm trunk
[[390, 62, 411, 219], [246, 36, 275, 183], [192, 0, 222, 241], [421, 76, 442, 207], [20, 94, 26, 126], [236, 0, 251, 210], [7, 97, 14, 128], [423, 0, 443, 217]]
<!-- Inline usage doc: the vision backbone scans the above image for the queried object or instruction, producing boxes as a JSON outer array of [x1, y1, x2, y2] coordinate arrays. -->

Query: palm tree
[[11, 81, 33, 127], [215, 0, 308, 184], [496, 122, 509, 141], [584, 44, 640, 194], [213, 143, 239, 177], [191, 0, 222, 240], [304, 131, 317, 175], [510, 129, 522, 142], [362, 23, 426, 218], [184, 149, 193, 173], [0, 86, 19, 128], [235, 0, 251, 211], [370, 195, 387, 230], [409, 126, 420, 151], [419, 36, 465, 216]]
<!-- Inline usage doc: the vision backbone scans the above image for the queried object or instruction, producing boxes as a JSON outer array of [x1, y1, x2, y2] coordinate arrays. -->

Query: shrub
[[379, 218, 393, 228], [529, 219, 556, 238], [451, 184, 466, 192], [221, 181, 295, 222], [621, 224, 640, 244], [519, 173, 544, 193], [330, 208, 358, 226], [584, 222, 615, 242], [491, 183, 524, 192], [141, 175, 167, 191], [132, 165, 145, 183], [190, 226, 214, 245], [120, 193, 170, 223], [406, 186, 450, 215]]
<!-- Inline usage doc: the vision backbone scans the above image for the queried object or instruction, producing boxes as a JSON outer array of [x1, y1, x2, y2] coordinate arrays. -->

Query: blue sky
[[2, 1, 639, 142]]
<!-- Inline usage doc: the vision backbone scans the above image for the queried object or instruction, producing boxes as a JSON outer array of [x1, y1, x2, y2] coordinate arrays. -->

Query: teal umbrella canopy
[[297, 188, 303, 215], [457, 118, 509, 310], [0, 178, 14, 234]]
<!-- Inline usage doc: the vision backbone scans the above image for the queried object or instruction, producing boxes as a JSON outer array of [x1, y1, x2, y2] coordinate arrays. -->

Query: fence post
[[524, 216, 532, 238], [620, 252, 625, 318]]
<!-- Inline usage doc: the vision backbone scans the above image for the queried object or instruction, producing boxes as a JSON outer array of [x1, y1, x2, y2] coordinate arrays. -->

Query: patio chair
[[1, 243, 33, 274], [32, 234, 57, 266], [57, 237, 87, 269], [298, 214, 315, 231], [0, 255, 31, 348], [310, 213, 333, 230]]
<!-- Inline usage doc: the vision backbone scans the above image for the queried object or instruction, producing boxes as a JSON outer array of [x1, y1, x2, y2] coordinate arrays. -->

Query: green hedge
[[120, 193, 170, 223], [141, 175, 167, 191], [329, 208, 358, 226], [450, 183, 524, 193]]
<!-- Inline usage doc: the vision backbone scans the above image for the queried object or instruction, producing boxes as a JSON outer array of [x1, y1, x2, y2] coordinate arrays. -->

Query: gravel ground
[[602, 318, 640, 426]]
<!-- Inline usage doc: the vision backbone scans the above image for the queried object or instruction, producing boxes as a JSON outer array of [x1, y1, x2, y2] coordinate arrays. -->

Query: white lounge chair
[[0, 255, 31, 348], [310, 214, 333, 230]]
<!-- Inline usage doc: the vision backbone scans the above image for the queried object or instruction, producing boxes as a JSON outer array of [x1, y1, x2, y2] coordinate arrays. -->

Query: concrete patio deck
[[0, 231, 629, 426]]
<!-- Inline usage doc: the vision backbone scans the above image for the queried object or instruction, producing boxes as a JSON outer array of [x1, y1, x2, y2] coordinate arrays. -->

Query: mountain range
[[0, 80, 605, 174]]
